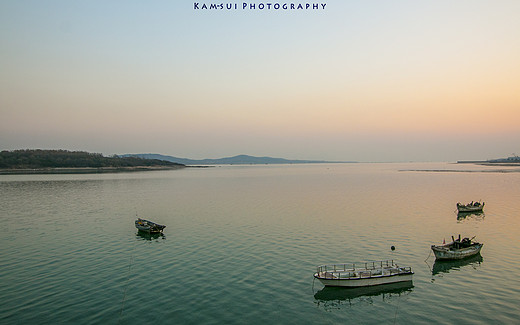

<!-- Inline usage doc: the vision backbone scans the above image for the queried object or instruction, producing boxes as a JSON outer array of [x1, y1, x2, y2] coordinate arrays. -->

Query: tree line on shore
[[0, 149, 183, 169]]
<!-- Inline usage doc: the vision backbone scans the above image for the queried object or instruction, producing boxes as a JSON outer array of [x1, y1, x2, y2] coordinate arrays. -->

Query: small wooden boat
[[313, 260, 413, 288], [456, 201, 484, 212], [431, 235, 482, 260], [135, 218, 166, 234]]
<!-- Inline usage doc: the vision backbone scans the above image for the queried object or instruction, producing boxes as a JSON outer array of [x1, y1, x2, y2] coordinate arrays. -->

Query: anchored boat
[[456, 201, 484, 212], [431, 235, 482, 260], [313, 260, 413, 287], [135, 218, 166, 234]]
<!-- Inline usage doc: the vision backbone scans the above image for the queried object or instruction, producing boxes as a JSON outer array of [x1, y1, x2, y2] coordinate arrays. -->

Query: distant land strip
[[0, 166, 184, 175], [0, 150, 354, 175], [0, 149, 185, 175], [401, 155, 520, 173], [457, 155, 520, 165], [401, 168, 520, 173]]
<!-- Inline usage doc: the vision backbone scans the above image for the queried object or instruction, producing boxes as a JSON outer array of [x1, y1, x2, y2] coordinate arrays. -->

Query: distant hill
[[121, 154, 354, 165]]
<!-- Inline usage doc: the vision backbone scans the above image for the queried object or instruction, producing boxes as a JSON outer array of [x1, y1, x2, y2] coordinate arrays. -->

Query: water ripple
[[1, 164, 520, 324]]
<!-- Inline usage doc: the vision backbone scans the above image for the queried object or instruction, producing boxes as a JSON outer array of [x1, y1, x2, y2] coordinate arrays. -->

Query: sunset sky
[[1, 1, 519, 162]]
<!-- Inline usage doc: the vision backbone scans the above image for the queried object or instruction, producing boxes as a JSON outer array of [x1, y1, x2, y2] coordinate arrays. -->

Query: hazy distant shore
[[402, 161, 520, 173], [457, 160, 520, 167], [402, 168, 520, 173], [0, 165, 184, 175], [476, 162, 520, 167]]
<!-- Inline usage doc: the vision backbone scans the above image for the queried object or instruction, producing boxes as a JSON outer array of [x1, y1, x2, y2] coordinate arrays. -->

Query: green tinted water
[[1, 163, 519, 324]]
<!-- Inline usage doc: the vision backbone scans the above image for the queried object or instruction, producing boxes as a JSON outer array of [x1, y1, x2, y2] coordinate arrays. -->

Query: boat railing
[[317, 260, 396, 272], [316, 260, 411, 279]]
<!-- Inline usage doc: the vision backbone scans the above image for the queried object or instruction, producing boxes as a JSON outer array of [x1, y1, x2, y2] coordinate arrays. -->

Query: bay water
[[1, 163, 519, 324]]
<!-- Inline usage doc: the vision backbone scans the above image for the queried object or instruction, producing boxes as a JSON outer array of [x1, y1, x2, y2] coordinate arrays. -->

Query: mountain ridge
[[121, 153, 355, 165]]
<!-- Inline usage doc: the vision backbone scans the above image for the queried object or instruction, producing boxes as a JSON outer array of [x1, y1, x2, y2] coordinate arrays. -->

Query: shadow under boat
[[457, 211, 485, 221], [136, 231, 165, 241], [432, 254, 483, 275], [314, 280, 414, 302]]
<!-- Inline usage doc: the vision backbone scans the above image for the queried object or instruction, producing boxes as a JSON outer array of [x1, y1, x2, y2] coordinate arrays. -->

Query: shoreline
[[476, 162, 520, 167], [401, 169, 520, 173], [0, 165, 185, 175], [458, 161, 520, 167], [402, 161, 520, 173]]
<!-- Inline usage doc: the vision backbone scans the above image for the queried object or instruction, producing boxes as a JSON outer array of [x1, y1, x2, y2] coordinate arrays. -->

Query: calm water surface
[[1, 163, 519, 324]]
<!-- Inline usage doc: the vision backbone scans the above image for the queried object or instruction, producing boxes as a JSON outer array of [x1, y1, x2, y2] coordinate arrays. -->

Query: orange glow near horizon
[[1, 2, 519, 161]]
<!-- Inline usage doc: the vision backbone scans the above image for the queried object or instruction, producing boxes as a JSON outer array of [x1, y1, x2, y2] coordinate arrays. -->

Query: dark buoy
[[391, 245, 395, 251]]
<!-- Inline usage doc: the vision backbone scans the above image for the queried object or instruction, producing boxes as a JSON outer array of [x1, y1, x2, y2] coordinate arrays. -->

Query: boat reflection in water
[[314, 281, 413, 310], [432, 254, 483, 276], [457, 211, 485, 222], [135, 231, 165, 241]]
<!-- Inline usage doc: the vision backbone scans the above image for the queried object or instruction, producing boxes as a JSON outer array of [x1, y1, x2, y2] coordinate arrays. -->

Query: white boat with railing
[[313, 260, 413, 287]]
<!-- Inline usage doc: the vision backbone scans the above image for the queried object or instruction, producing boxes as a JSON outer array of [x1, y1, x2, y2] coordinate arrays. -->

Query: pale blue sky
[[1, 1, 519, 161]]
